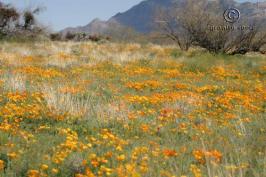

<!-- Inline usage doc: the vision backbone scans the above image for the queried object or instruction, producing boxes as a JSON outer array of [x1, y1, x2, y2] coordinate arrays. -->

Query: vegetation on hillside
[[0, 42, 265, 177]]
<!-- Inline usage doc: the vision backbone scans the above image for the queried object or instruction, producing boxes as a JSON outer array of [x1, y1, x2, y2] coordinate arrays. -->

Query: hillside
[[0, 41, 265, 176]]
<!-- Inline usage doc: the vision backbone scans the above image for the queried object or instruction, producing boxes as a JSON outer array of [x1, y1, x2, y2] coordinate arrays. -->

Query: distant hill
[[62, 18, 109, 34], [61, 0, 266, 35]]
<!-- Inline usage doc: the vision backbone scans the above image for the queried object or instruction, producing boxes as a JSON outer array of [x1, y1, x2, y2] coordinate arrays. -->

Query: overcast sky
[[2, 0, 264, 31]]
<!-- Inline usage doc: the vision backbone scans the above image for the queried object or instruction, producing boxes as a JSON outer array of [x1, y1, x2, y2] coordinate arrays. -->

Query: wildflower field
[[0, 41, 265, 177]]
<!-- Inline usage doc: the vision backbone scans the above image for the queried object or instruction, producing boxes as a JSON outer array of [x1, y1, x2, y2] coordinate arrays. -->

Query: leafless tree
[[155, 6, 193, 51], [157, 0, 266, 54]]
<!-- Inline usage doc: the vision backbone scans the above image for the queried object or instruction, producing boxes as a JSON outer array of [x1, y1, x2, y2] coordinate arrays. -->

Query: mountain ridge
[[61, 0, 266, 35]]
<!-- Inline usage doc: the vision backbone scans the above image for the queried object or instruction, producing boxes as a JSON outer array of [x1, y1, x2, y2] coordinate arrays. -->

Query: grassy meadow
[[0, 41, 265, 177]]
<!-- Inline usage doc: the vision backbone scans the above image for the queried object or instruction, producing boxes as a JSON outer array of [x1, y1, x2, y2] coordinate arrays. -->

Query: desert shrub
[[0, 2, 19, 37], [0, 2, 44, 41], [23, 11, 35, 30], [57, 32, 111, 42], [88, 34, 101, 42], [50, 32, 62, 41], [65, 32, 76, 40]]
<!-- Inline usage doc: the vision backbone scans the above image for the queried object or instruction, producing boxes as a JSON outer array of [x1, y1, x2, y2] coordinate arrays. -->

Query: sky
[[2, 0, 143, 31], [1, 0, 264, 31]]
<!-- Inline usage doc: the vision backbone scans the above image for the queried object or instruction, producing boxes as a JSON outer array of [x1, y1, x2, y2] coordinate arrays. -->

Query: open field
[[0, 41, 265, 177]]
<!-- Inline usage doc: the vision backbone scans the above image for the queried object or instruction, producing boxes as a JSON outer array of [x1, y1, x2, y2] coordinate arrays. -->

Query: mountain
[[61, 18, 112, 35], [109, 0, 175, 33], [61, 0, 177, 35], [61, 0, 266, 35]]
